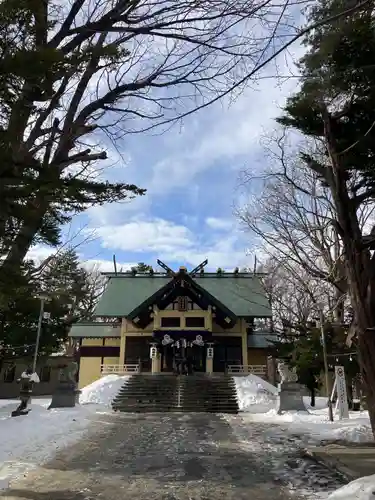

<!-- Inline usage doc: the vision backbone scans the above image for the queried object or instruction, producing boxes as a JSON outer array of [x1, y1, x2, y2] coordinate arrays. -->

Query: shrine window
[[185, 317, 205, 328], [161, 317, 181, 328]]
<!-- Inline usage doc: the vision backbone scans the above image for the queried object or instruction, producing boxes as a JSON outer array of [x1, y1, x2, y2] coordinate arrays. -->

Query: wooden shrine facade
[[69, 261, 276, 388]]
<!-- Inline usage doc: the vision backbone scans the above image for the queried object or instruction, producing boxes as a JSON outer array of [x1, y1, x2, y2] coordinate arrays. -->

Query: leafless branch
[[1, 0, 370, 268]]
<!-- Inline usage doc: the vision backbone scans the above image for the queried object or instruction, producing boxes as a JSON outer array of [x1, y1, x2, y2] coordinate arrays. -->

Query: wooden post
[[320, 311, 334, 422]]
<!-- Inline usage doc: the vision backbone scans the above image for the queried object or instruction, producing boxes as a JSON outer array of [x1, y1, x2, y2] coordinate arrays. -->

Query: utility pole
[[320, 310, 334, 422], [32, 295, 49, 373]]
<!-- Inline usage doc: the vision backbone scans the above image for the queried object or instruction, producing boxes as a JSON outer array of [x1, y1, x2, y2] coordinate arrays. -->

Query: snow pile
[[328, 421, 373, 443], [233, 374, 277, 412], [328, 474, 375, 499], [241, 408, 372, 444], [80, 374, 131, 406], [232, 376, 373, 444]]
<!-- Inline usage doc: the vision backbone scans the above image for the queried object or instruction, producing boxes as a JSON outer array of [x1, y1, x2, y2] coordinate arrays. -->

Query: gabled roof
[[194, 275, 272, 318], [94, 276, 169, 317], [127, 271, 237, 328], [93, 272, 272, 318]]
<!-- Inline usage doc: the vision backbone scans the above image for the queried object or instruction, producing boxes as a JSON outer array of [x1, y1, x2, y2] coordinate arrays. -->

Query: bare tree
[[27, 223, 98, 280], [236, 132, 374, 322], [76, 264, 106, 319], [260, 258, 329, 333], [0, 0, 290, 269], [1, 0, 372, 273]]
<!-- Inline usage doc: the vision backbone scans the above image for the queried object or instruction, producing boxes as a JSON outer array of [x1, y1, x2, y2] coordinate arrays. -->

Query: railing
[[100, 364, 140, 375], [227, 365, 267, 376]]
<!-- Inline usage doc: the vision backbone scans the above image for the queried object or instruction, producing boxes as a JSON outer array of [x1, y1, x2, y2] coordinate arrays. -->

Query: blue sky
[[29, 47, 304, 273]]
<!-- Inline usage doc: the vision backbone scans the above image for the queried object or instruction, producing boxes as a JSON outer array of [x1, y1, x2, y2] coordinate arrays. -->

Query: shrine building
[[69, 260, 276, 388]]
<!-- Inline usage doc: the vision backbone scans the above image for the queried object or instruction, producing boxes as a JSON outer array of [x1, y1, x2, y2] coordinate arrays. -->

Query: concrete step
[[117, 390, 176, 395], [184, 400, 238, 403], [183, 387, 235, 390], [113, 407, 175, 410], [182, 402, 238, 406], [113, 397, 178, 403]]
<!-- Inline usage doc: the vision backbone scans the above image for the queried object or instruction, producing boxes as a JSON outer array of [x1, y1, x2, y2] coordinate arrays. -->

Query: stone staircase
[[112, 373, 239, 413], [112, 374, 178, 412], [181, 373, 239, 413]]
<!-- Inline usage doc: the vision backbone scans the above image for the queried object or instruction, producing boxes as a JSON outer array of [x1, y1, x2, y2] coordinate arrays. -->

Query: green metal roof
[[94, 276, 170, 317], [69, 323, 121, 338], [194, 275, 272, 317], [94, 273, 271, 318]]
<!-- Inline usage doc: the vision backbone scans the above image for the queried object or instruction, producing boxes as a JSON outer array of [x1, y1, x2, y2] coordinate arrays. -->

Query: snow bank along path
[[327, 474, 375, 500], [232, 374, 373, 444], [0, 375, 131, 490], [231, 374, 374, 499], [80, 374, 131, 406], [233, 374, 277, 412]]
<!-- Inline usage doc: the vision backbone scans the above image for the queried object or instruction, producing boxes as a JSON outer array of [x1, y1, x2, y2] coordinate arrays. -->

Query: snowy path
[[0, 412, 333, 500], [225, 415, 346, 499]]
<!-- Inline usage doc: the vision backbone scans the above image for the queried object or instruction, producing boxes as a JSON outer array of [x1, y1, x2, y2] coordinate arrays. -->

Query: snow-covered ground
[[231, 374, 374, 500], [0, 375, 130, 490], [327, 475, 375, 500], [0, 373, 373, 500], [233, 374, 373, 444]]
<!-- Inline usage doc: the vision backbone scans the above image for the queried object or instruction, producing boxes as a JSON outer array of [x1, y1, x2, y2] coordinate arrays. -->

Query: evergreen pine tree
[[0, 249, 99, 370], [277, 0, 375, 434]]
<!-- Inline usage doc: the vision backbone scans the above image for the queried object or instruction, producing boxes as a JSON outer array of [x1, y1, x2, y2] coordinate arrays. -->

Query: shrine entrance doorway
[[159, 335, 207, 373]]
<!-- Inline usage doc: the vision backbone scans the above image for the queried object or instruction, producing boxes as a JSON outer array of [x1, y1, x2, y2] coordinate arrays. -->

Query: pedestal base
[[11, 409, 31, 417], [276, 381, 308, 414], [49, 383, 81, 409]]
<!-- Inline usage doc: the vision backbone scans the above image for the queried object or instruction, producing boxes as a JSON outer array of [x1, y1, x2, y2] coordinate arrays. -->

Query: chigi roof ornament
[[189, 260, 208, 275], [156, 259, 208, 275], [157, 259, 176, 275]]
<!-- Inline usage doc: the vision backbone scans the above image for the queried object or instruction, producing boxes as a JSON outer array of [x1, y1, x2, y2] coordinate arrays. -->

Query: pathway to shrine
[[1, 412, 343, 500]]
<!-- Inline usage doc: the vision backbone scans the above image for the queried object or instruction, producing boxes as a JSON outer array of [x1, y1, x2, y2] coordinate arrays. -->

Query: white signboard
[[335, 366, 349, 420], [207, 347, 214, 359], [150, 346, 157, 359]]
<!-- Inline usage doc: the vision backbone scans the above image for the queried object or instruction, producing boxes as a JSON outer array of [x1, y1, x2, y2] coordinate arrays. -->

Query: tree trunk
[[322, 110, 375, 438], [358, 328, 375, 435], [0, 204, 47, 275]]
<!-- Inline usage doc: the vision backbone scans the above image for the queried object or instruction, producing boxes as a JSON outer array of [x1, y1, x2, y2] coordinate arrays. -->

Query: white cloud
[[87, 194, 150, 226], [26, 245, 136, 274], [63, 41, 306, 272], [80, 258, 136, 272], [205, 217, 235, 231], [95, 218, 194, 253], [26, 245, 55, 263], [161, 235, 250, 270], [92, 216, 251, 270], [147, 46, 305, 196]]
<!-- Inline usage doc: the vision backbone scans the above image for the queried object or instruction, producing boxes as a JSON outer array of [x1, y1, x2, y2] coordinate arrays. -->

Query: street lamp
[[32, 294, 51, 373]]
